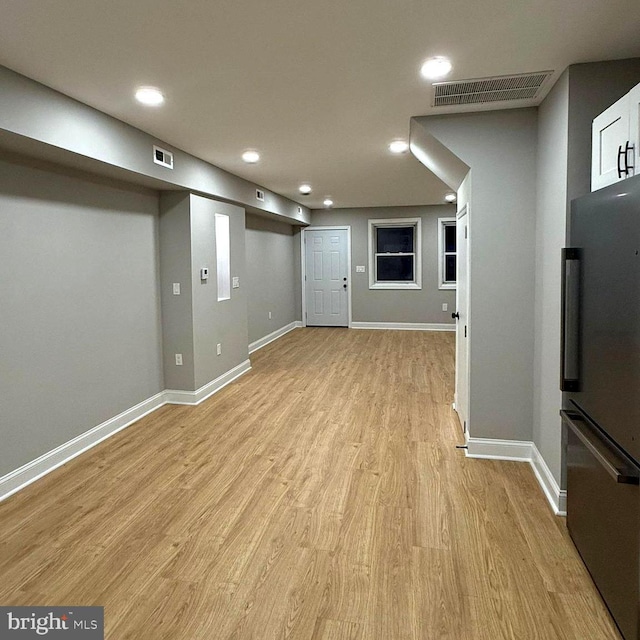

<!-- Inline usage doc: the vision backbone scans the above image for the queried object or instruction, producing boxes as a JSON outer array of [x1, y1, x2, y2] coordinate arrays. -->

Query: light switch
[[200, 267, 209, 280], [355, 266, 366, 273], [172, 283, 181, 295], [232, 276, 240, 289], [442, 303, 448, 312]]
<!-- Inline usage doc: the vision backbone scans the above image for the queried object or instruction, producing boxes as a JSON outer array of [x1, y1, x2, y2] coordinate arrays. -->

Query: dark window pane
[[377, 255, 414, 281], [445, 224, 456, 253], [445, 255, 457, 282], [376, 227, 414, 253]]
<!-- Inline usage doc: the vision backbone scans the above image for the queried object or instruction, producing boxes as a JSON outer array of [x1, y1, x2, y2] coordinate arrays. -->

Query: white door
[[591, 95, 631, 191], [304, 228, 350, 327], [454, 206, 469, 434]]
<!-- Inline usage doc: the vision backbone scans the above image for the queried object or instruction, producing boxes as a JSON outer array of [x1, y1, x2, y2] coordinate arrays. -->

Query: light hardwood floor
[[0, 328, 621, 639]]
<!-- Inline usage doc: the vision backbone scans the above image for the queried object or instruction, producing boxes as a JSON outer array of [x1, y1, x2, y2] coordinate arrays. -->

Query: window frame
[[438, 217, 457, 290], [368, 217, 422, 290]]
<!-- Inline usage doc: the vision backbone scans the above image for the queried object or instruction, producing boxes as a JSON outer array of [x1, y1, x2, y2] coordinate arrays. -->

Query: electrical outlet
[[442, 303, 448, 312], [175, 353, 183, 366], [232, 276, 240, 289], [355, 265, 366, 273], [216, 343, 222, 356], [268, 311, 272, 319], [173, 283, 181, 295]]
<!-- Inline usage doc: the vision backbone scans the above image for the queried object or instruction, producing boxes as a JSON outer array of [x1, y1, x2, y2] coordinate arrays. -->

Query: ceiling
[[0, 0, 639, 210]]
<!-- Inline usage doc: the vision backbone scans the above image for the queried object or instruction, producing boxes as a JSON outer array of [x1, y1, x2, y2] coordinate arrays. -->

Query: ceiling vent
[[433, 70, 553, 107]]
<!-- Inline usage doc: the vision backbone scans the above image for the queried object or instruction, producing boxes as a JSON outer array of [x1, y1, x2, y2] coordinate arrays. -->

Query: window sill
[[369, 282, 422, 290], [439, 283, 456, 290]]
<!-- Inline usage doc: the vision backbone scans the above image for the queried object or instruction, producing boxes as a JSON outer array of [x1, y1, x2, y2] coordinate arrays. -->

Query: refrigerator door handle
[[560, 248, 581, 391], [562, 410, 639, 485]]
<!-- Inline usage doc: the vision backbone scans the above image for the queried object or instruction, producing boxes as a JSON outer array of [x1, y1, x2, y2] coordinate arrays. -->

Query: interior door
[[304, 228, 349, 327], [454, 206, 469, 433]]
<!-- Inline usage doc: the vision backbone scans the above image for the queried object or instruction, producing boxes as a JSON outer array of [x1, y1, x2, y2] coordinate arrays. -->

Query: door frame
[[301, 226, 352, 328], [454, 204, 470, 435]]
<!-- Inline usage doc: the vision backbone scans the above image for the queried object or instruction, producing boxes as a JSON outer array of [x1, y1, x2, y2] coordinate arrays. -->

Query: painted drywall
[[0, 65, 310, 225], [412, 109, 538, 442], [190, 196, 248, 389], [160, 193, 248, 391], [245, 214, 298, 344], [0, 156, 163, 477], [567, 59, 640, 207], [309, 206, 456, 324], [533, 70, 569, 487], [159, 192, 196, 390]]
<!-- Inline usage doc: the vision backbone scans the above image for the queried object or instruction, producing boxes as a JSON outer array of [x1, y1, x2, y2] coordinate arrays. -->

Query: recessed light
[[420, 56, 452, 80], [323, 198, 334, 207], [242, 150, 260, 164], [389, 140, 409, 154], [445, 192, 457, 203], [299, 184, 312, 195], [135, 86, 165, 106]]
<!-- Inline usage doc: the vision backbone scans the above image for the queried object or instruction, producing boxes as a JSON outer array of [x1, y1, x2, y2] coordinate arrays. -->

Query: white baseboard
[[248, 321, 301, 354], [531, 444, 567, 516], [350, 322, 455, 332], [0, 391, 167, 502], [0, 359, 253, 502], [466, 437, 566, 516], [164, 359, 251, 405]]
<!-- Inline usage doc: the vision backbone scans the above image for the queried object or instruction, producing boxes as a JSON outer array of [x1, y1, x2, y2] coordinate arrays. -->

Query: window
[[368, 218, 422, 289], [215, 213, 231, 301], [438, 217, 456, 289]]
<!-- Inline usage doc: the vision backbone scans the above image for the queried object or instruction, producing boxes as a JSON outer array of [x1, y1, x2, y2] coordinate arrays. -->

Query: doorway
[[301, 227, 351, 327], [454, 205, 469, 433]]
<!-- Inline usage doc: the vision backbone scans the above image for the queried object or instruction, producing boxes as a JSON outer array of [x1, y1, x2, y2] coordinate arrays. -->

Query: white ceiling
[[0, 0, 639, 209]]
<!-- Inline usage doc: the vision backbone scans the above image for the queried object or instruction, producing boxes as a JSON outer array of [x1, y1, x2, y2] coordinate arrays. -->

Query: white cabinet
[[628, 84, 640, 182], [592, 83, 639, 191]]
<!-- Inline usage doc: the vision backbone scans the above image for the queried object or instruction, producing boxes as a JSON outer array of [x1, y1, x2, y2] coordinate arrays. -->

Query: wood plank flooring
[[0, 328, 621, 639]]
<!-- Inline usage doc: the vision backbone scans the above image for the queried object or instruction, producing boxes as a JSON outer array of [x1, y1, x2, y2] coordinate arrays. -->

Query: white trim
[[248, 321, 302, 354], [368, 217, 422, 290], [438, 216, 457, 290], [0, 360, 253, 502], [301, 226, 352, 328], [466, 437, 533, 462], [164, 359, 251, 405], [351, 322, 455, 332], [531, 444, 567, 516], [0, 391, 167, 502], [465, 437, 566, 516]]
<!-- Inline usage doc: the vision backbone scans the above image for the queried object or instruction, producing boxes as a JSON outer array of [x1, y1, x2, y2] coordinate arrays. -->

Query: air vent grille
[[433, 71, 553, 107]]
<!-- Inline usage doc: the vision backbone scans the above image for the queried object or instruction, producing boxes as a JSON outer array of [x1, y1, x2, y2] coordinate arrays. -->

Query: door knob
[[452, 312, 460, 319], [343, 284, 347, 289]]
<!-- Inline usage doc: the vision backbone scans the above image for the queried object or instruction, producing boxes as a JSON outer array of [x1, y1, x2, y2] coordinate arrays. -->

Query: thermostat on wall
[[200, 267, 209, 280]]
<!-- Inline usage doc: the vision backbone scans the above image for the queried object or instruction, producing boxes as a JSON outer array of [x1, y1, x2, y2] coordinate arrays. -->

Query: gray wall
[[160, 193, 196, 389], [0, 157, 163, 476], [245, 214, 299, 345], [0, 65, 309, 225], [309, 205, 456, 324], [191, 196, 248, 389], [533, 71, 569, 486], [567, 59, 640, 206], [160, 193, 248, 391], [413, 109, 538, 442]]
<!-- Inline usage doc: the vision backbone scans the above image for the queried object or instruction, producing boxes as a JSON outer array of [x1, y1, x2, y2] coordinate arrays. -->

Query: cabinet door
[[628, 84, 640, 180], [591, 95, 630, 191]]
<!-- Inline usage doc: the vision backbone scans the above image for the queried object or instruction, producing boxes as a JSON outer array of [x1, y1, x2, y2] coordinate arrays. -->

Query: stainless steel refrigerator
[[561, 173, 640, 640]]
